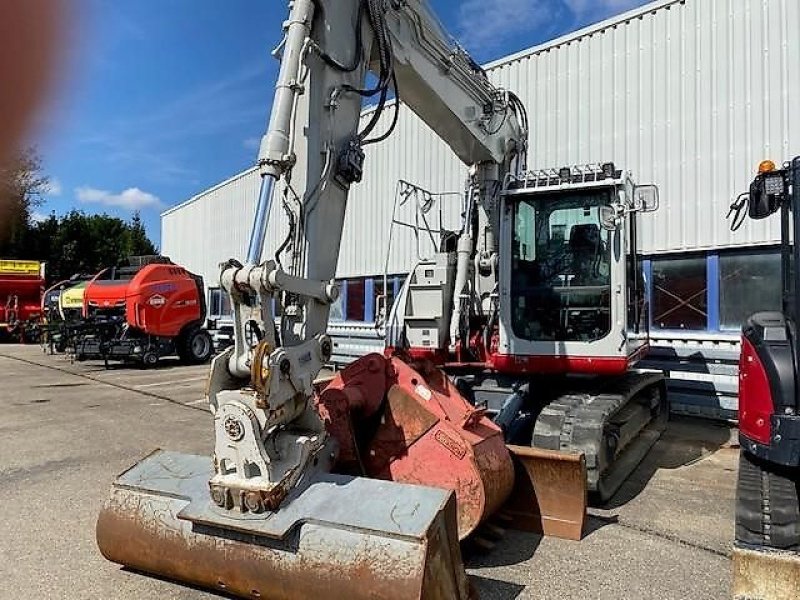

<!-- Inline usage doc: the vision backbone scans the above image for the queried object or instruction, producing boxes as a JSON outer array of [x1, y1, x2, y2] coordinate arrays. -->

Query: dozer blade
[[732, 543, 800, 600], [502, 445, 587, 541], [97, 450, 470, 600]]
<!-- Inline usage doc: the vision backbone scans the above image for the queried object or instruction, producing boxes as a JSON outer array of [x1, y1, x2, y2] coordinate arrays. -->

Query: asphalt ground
[[0, 344, 737, 599]]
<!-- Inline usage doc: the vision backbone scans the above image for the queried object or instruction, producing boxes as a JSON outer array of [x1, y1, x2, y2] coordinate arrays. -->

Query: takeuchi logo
[[148, 294, 166, 308]]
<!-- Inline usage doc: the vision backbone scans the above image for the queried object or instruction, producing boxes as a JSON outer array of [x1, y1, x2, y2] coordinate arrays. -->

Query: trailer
[[73, 256, 213, 367], [0, 259, 45, 342]]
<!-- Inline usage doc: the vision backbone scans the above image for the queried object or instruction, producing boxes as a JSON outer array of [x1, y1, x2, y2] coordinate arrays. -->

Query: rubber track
[[532, 371, 666, 497], [735, 450, 800, 550]]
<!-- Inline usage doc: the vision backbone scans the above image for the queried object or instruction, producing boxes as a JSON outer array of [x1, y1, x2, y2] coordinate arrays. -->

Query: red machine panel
[[83, 263, 203, 337], [0, 260, 45, 332]]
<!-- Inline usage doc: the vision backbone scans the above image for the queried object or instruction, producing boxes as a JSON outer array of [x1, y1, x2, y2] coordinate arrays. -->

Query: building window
[[720, 250, 782, 331], [329, 287, 345, 321], [208, 288, 231, 318], [652, 256, 707, 330], [373, 276, 397, 320], [346, 278, 366, 321]]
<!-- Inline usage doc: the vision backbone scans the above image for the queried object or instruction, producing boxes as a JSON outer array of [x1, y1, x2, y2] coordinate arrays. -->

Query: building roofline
[[161, 166, 259, 217], [483, 0, 684, 70], [165, 0, 686, 214], [361, 1, 683, 117]]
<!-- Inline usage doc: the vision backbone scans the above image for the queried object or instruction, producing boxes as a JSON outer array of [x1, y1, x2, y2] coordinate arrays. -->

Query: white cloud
[[75, 186, 163, 210], [455, 0, 649, 53], [456, 0, 550, 53], [30, 211, 50, 224], [44, 178, 62, 196]]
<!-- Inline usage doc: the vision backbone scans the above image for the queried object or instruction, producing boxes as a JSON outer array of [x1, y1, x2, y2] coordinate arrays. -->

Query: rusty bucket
[[317, 355, 515, 540], [96, 450, 471, 600], [502, 445, 587, 541], [732, 544, 800, 600]]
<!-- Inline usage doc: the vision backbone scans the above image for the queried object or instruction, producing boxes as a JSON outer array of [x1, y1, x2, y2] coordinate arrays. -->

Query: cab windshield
[[510, 188, 614, 342]]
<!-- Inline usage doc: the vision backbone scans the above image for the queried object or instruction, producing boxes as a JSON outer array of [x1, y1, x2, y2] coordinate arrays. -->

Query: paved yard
[[0, 344, 737, 599]]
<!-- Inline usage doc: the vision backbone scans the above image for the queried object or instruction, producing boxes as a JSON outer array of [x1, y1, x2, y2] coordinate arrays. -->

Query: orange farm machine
[[67, 256, 214, 368]]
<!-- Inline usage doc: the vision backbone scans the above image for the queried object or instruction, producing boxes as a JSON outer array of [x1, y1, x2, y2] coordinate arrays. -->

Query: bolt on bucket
[[96, 450, 470, 600]]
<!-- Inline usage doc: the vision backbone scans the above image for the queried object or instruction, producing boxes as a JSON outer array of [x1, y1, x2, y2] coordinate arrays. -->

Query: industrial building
[[161, 0, 800, 419]]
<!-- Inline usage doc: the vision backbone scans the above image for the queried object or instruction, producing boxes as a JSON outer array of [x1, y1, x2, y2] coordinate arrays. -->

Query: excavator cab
[[387, 164, 666, 502], [497, 164, 658, 374]]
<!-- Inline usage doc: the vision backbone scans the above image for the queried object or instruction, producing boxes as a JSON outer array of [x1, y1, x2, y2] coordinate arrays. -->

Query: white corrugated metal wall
[[489, 0, 799, 254], [162, 0, 800, 286], [162, 169, 263, 285]]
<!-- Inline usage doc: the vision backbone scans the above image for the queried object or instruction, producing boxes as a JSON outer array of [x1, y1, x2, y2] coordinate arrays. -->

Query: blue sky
[[32, 0, 650, 246]]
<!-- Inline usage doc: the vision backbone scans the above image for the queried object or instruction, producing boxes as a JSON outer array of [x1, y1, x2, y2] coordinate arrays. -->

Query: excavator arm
[[96, 4, 555, 599], [207, 0, 526, 512]]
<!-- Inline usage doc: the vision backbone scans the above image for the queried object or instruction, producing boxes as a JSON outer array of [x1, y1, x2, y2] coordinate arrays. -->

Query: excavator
[[96, 1, 664, 597], [727, 158, 800, 600], [384, 160, 664, 502]]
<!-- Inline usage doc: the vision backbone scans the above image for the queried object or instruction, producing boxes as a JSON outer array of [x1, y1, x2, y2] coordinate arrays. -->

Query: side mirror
[[599, 205, 620, 231], [633, 185, 659, 212]]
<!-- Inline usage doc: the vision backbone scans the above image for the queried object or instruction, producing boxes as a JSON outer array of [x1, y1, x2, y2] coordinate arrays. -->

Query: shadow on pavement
[[599, 415, 734, 510], [466, 529, 543, 569], [122, 567, 232, 599], [73, 357, 187, 371], [469, 574, 526, 600]]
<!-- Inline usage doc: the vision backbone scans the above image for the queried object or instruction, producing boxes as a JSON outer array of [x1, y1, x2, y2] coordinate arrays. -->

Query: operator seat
[[569, 224, 601, 285]]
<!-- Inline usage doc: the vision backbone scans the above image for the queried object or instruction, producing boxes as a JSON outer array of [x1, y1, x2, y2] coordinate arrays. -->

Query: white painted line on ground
[[134, 376, 207, 388]]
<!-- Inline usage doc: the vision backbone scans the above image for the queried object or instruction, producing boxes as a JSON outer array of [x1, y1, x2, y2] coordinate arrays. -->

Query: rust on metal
[[732, 544, 800, 600], [250, 339, 273, 406], [434, 429, 467, 459], [503, 445, 587, 541], [363, 361, 514, 540], [315, 354, 389, 470], [314, 354, 515, 540], [96, 479, 470, 600]]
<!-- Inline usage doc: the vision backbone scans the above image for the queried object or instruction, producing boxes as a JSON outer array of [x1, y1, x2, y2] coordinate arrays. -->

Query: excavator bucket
[[502, 445, 587, 541], [96, 450, 470, 600], [315, 355, 590, 542], [732, 544, 800, 600], [316, 355, 515, 540]]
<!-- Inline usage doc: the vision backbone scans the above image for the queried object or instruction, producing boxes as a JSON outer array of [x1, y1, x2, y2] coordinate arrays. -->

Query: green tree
[[124, 212, 158, 256], [32, 211, 160, 281], [0, 148, 48, 256], [1, 150, 160, 281]]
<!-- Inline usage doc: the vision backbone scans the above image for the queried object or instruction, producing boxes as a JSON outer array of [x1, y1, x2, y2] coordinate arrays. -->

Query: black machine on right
[[728, 156, 800, 598]]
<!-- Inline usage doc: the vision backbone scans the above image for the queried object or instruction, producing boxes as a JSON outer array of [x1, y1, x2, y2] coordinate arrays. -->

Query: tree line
[[0, 149, 158, 282]]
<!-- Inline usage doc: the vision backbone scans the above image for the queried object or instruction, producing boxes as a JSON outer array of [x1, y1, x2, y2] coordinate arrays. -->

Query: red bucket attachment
[[316, 354, 514, 539]]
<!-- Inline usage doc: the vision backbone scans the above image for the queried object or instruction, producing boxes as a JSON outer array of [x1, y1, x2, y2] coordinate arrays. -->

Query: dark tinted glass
[[652, 257, 707, 330], [720, 251, 781, 330]]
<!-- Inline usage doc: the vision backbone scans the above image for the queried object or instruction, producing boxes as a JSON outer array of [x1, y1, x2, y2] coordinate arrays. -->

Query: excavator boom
[[96, 1, 583, 598]]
